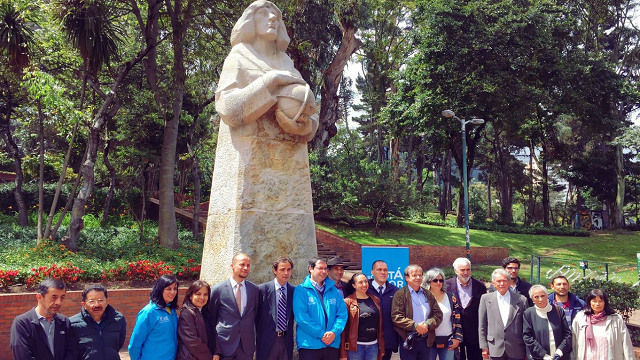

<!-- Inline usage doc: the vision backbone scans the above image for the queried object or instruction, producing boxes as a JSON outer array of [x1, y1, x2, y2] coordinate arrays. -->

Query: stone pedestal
[[200, 112, 317, 285]]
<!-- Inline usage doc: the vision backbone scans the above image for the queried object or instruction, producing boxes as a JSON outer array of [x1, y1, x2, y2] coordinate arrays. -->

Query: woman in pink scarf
[[571, 289, 636, 360]]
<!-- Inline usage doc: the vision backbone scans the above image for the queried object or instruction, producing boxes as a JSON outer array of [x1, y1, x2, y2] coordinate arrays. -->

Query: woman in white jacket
[[571, 289, 636, 360]]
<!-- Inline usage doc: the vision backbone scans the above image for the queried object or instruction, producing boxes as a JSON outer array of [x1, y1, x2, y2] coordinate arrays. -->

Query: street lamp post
[[442, 110, 484, 261]]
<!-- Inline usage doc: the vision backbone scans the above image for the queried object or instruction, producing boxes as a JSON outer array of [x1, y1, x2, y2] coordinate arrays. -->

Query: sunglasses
[[431, 279, 444, 283]]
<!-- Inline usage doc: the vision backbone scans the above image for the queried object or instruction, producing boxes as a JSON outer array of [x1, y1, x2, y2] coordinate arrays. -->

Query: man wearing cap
[[326, 256, 354, 298]]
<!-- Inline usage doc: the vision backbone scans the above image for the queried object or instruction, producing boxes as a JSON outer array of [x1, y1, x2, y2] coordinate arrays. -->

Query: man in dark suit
[[444, 257, 487, 360], [10, 278, 77, 360], [256, 257, 296, 360], [208, 253, 259, 360], [366, 260, 400, 360], [326, 256, 353, 298], [479, 268, 527, 360]]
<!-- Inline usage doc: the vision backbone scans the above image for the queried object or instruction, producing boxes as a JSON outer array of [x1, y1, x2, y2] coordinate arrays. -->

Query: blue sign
[[361, 246, 410, 288]]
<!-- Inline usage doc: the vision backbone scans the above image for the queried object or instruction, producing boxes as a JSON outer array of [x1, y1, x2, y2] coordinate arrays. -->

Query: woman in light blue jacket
[[128, 275, 179, 360]]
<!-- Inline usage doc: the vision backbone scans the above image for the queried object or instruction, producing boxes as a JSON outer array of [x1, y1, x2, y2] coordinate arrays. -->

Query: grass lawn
[[316, 219, 640, 284]]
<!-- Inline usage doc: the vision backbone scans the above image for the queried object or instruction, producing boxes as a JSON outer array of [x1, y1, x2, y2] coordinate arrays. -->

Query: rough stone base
[[200, 210, 317, 285]]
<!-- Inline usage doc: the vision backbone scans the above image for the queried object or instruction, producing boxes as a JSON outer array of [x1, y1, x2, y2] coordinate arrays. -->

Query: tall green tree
[[0, 0, 34, 227]]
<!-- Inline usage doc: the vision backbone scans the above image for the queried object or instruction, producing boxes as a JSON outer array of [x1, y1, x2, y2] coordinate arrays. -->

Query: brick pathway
[[117, 309, 640, 360]]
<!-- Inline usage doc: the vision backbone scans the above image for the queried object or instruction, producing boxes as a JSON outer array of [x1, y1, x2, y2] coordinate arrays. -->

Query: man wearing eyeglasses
[[489, 257, 533, 307], [70, 285, 127, 360]]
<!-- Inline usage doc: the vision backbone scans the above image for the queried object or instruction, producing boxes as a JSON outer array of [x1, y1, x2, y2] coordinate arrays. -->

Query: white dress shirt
[[496, 290, 511, 327]]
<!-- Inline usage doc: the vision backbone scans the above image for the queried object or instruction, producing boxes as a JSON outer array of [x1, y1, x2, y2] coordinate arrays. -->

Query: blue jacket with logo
[[128, 301, 178, 360], [293, 276, 348, 350]]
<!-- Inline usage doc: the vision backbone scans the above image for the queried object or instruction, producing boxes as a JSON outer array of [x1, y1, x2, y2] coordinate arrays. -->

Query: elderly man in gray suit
[[478, 268, 527, 360], [207, 253, 259, 360]]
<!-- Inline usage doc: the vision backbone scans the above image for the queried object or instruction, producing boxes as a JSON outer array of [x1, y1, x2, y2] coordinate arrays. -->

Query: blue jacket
[[547, 292, 585, 325], [128, 302, 178, 360], [293, 276, 348, 350], [367, 280, 400, 350]]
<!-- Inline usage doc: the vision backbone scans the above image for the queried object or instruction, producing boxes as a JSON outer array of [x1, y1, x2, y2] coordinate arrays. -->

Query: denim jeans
[[427, 345, 455, 360], [347, 343, 379, 360]]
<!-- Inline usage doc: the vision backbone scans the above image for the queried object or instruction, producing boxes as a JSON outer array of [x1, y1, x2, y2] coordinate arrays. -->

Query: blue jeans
[[427, 345, 455, 360], [347, 343, 379, 360]]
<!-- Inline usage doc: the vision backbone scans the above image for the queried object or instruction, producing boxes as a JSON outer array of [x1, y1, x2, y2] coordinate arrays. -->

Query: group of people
[[9, 255, 637, 360]]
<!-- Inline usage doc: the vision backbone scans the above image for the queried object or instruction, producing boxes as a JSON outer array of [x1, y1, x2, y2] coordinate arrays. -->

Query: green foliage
[[0, 216, 203, 289], [412, 212, 590, 237], [571, 279, 640, 322], [311, 127, 425, 225]]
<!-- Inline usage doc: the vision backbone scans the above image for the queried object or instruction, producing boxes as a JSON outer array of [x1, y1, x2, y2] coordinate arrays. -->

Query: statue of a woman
[[201, 1, 319, 285]]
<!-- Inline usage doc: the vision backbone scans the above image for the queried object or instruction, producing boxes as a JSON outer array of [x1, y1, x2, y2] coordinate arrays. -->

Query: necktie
[[235, 283, 243, 314], [277, 286, 287, 331], [378, 286, 384, 296]]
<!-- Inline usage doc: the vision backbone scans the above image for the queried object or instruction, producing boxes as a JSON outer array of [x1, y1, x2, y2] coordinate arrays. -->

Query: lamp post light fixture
[[442, 110, 484, 261]]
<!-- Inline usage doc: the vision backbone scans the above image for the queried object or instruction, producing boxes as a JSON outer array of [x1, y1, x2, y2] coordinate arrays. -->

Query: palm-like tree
[[0, 1, 34, 70], [55, 0, 123, 78]]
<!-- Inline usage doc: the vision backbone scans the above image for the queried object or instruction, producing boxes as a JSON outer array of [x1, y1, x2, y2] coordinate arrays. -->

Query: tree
[[0, 0, 34, 226]]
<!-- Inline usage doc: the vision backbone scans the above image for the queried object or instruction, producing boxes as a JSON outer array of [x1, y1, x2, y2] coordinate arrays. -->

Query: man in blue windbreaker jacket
[[293, 257, 348, 360]]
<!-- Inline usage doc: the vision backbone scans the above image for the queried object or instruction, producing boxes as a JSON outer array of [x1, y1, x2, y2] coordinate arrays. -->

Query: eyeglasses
[[431, 279, 444, 283], [505, 266, 520, 270], [86, 299, 106, 306]]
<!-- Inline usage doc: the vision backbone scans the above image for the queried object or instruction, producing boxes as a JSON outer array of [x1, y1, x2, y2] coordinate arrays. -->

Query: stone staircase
[[316, 241, 360, 269]]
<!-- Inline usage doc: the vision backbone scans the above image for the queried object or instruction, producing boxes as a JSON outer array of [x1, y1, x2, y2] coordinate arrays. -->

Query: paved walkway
[[117, 309, 640, 360]]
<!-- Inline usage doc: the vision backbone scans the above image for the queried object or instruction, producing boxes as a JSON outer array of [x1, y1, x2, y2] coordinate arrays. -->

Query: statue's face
[[255, 6, 279, 41]]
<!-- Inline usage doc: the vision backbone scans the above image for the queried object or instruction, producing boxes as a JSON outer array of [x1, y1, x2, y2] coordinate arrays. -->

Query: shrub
[[571, 278, 640, 322], [176, 259, 201, 280], [0, 269, 23, 289], [26, 263, 85, 287], [101, 260, 174, 282]]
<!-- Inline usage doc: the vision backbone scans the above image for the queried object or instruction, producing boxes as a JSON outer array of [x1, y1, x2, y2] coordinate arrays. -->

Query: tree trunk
[[0, 105, 28, 226], [157, 0, 190, 249], [101, 138, 116, 224], [487, 180, 492, 219], [37, 100, 45, 242], [310, 19, 362, 149], [67, 45, 153, 249], [527, 145, 535, 225], [391, 137, 400, 181], [613, 143, 624, 229], [541, 143, 550, 227], [44, 119, 80, 240], [51, 148, 86, 239]]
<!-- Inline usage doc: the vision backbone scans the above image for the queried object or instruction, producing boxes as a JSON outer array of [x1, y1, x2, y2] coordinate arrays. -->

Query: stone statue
[[200, 0, 319, 285]]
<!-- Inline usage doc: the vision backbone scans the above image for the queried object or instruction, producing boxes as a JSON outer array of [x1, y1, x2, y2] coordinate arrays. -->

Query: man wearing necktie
[[367, 260, 401, 360], [256, 257, 296, 360], [207, 253, 259, 360]]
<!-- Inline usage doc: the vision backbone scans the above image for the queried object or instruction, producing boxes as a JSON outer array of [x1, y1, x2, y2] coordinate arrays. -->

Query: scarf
[[585, 312, 607, 350], [534, 303, 553, 318]]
